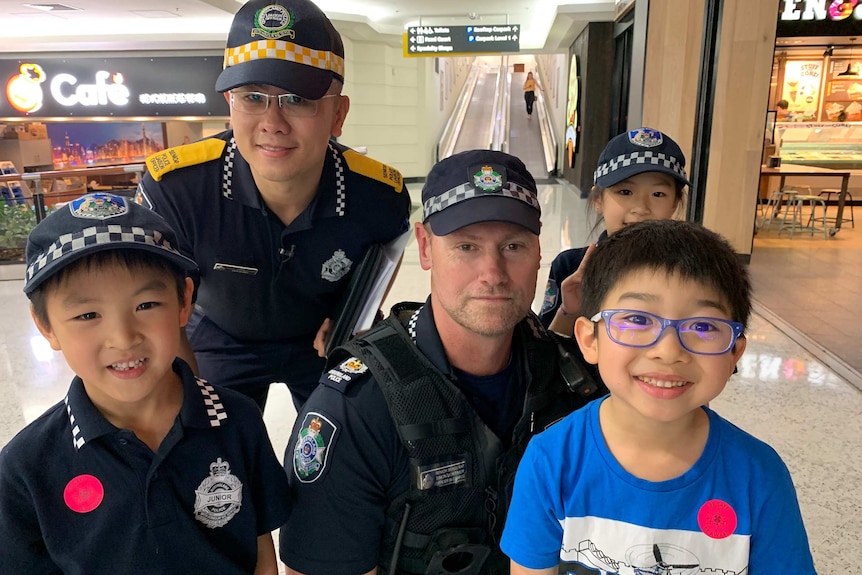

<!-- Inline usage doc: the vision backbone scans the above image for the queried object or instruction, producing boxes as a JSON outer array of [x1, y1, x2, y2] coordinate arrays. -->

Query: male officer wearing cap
[[136, 0, 411, 410], [280, 150, 603, 575]]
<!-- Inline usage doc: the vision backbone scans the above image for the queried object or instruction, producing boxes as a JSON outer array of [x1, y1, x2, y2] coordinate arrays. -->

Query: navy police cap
[[594, 127, 691, 189], [24, 193, 198, 295], [216, 0, 345, 100], [422, 150, 541, 236]]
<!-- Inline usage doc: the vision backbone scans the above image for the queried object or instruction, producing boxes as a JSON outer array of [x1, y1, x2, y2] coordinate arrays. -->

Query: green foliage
[[0, 204, 36, 249]]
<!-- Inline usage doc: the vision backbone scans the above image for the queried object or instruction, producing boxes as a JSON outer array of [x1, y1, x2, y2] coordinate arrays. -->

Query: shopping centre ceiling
[[0, 0, 615, 53]]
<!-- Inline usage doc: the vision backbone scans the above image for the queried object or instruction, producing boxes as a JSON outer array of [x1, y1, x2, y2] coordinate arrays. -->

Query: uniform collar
[[406, 297, 543, 382], [221, 135, 347, 221], [407, 297, 455, 378], [63, 359, 229, 451]]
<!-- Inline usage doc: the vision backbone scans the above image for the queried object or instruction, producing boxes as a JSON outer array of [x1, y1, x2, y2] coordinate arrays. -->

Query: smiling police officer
[[136, 0, 411, 410], [280, 150, 603, 575]]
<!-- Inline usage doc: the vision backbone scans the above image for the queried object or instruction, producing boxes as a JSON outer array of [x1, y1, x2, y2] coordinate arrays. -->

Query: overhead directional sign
[[404, 25, 521, 57]]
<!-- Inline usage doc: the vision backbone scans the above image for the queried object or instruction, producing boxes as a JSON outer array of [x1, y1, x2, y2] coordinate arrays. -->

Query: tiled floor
[[751, 204, 862, 384], [1, 182, 860, 571]]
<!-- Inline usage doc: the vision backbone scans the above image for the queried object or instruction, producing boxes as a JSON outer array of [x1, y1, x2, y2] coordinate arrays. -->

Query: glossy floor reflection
[[1, 181, 859, 571]]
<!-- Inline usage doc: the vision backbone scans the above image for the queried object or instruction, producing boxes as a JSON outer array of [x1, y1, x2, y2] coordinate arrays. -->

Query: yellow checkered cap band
[[224, 39, 345, 77]]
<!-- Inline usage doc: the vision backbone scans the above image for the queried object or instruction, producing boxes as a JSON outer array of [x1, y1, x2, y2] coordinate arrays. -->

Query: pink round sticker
[[697, 498, 737, 539], [64, 474, 104, 514]]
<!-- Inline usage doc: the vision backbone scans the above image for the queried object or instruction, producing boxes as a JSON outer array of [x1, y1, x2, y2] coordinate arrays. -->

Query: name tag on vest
[[213, 263, 258, 275], [413, 456, 469, 491]]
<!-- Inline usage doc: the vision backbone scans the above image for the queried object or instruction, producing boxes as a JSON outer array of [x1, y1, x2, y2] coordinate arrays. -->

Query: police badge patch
[[628, 127, 663, 148], [194, 458, 243, 528], [70, 193, 127, 220], [472, 164, 506, 192], [541, 278, 559, 315], [293, 412, 337, 483], [321, 249, 352, 282]]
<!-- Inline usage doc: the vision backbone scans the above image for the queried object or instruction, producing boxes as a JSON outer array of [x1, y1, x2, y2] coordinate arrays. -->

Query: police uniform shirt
[[280, 299, 529, 575], [0, 360, 290, 574], [137, 131, 411, 342]]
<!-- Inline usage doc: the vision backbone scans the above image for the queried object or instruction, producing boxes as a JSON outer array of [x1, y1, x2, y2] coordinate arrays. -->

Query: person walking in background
[[524, 71, 541, 119], [279, 150, 603, 575], [136, 0, 411, 411], [0, 194, 290, 574], [502, 220, 815, 574], [539, 127, 688, 338]]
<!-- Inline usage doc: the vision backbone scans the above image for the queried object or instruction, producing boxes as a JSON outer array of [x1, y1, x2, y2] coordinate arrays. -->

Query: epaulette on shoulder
[[145, 139, 227, 182], [319, 356, 372, 393], [524, 313, 552, 341], [342, 148, 404, 192]]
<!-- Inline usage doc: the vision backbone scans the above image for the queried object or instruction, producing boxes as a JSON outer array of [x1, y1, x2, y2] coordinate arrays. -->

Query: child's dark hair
[[578, 219, 751, 329], [29, 249, 189, 328], [585, 180, 687, 238]]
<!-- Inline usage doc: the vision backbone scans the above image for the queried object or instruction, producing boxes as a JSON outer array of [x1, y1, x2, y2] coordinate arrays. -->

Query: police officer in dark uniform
[[136, 0, 411, 410], [280, 150, 604, 575]]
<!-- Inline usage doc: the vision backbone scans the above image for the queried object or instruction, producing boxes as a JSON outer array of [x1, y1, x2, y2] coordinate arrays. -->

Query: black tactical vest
[[329, 302, 602, 575]]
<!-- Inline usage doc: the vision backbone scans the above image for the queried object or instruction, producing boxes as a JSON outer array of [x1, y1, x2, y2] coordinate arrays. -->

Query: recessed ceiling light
[[24, 3, 80, 11]]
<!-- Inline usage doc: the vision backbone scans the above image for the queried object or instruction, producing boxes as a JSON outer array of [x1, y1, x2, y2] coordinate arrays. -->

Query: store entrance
[[751, 33, 862, 381]]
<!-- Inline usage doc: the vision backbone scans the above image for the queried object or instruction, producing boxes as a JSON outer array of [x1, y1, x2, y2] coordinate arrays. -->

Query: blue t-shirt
[[500, 396, 815, 574]]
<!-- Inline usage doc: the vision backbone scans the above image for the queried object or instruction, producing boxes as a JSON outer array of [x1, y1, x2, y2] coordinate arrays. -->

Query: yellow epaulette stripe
[[342, 149, 403, 192], [145, 139, 227, 182]]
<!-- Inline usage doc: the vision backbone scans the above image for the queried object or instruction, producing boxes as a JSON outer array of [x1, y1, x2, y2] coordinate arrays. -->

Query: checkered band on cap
[[423, 181, 539, 219], [224, 39, 345, 77], [594, 151, 686, 184], [26, 225, 181, 283]]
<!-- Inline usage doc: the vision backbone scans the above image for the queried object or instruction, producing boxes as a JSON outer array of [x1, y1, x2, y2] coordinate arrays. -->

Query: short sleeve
[[500, 438, 564, 570], [279, 379, 407, 575], [747, 453, 816, 573], [0, 443, 61, 573]]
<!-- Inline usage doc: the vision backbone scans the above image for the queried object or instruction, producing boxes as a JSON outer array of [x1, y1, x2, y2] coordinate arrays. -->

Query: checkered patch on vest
[[293, 412, 337, 483]]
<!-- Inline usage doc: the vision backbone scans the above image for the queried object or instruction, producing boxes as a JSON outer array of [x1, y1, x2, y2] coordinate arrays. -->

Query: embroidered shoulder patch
[[342, 149, 403, 192], [146, 138, 227, 182], [541, 278, 559, 315], [293, 412, 337, 483]]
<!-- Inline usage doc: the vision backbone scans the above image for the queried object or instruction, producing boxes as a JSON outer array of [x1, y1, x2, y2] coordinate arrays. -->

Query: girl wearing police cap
[[538, 127, 690, 337]]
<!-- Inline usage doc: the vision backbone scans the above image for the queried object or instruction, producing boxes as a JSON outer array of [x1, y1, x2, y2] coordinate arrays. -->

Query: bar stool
[[818, 188, 854, 228], [760, 188, 799, 231], [778, 194, 829, 239]]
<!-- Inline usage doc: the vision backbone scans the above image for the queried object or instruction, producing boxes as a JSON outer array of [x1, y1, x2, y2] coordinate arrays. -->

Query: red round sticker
[[697, 498, 737, 539], [64, 474, 104, 514]]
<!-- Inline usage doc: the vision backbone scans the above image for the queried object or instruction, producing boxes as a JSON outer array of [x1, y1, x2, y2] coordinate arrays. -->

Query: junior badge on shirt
[[293, 412, 337, 483]]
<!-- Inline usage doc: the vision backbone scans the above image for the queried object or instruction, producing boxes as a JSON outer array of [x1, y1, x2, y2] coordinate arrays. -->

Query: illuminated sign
[[780, 0, 862, 21], [404, 25, 520, 57], [777, 1, 862, 36], [0, 56, 228, 118], [50, 71, 130, 107]]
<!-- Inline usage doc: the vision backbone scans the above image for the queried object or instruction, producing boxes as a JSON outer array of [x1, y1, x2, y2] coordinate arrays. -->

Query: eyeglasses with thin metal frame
[[590, 309, 744, 356], [229, 91, 340, 117]]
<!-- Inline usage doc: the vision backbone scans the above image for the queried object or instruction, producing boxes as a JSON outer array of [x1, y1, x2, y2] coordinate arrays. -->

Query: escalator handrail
[[437, 60, 481, 161]]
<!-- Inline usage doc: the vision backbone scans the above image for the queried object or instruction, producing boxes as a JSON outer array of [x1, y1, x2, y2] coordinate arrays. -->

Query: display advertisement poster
[[781, 60, 823, 122], [0, 56, 227, 118], [821, 59, 862, 121], [47, 122, 165, 168]]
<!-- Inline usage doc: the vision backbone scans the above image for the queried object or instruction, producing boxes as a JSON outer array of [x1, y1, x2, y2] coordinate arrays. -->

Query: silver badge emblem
[[321, 249, 352, 282], [194, 458, 243, 528]]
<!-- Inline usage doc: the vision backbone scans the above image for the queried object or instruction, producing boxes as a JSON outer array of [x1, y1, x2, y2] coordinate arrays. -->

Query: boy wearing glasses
[[501, 220, 815, 573], [136, 0, 410, 411]]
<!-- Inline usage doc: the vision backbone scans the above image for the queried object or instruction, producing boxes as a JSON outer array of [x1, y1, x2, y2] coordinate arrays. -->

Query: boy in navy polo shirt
[[0, 193, 289, 574]]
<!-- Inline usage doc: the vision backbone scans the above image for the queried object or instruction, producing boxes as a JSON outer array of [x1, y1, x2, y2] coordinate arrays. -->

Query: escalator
[[439, 58, 557, 180], [506, 70, 550, 178]]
